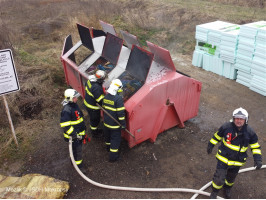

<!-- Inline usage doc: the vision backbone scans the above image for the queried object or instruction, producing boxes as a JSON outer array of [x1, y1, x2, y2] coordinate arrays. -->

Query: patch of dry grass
[[0, 0, 122, 165], [0, 21, 14, 50], [0, 119, 49, 166]]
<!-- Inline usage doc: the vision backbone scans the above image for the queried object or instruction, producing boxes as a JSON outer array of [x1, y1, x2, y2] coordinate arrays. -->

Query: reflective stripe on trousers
[[72, 139, 83, 166], [104, 126, 121, 161], [212, 161, 240, 191]]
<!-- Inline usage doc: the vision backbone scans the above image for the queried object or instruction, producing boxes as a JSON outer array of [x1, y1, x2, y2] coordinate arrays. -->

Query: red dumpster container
[[61, 21, 202, 148]]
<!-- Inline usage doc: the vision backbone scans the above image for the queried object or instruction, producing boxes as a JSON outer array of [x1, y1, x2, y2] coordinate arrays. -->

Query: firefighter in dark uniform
[[207, 107, 262, 199], [84, 70, 106, 138], [60, 89, 86, 169], [102, 79, 126, 162]]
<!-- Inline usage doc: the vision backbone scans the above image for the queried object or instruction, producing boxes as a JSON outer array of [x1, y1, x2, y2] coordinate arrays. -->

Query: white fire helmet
[[95, 70, 106, 80], [233, 107, 248, 123], [64, 89, 80, 102], [88, 75, 97, 82], [107, 79, 123, 95]]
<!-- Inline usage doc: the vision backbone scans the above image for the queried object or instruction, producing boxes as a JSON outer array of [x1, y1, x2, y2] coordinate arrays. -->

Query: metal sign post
[[0, 49, 20, 147]]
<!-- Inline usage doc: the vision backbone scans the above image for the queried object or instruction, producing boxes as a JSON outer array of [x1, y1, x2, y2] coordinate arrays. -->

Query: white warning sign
[[0, 49, 20, 96]]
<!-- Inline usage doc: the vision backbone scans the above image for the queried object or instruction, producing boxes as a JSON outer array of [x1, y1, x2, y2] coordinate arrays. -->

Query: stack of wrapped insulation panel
[[249, 26, 266, 96], [192, 21, 239, 79], [192, 20, 266, 96], [235, 22, 264, 87]]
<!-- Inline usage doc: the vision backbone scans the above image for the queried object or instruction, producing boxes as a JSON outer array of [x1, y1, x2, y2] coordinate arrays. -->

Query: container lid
[[120, 30, 140, 49], [100, 20, 117, 36], [77, 23, 94, 52], [125, 45, 154, 82], [147, 41, 176, 71], [62, 35, 76, 63], [102, 33, 123, 65]]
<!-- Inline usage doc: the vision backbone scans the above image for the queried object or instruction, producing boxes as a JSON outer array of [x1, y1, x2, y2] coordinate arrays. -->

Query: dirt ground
[[0, 0, 266, 199], [4, 53, 264, 199]]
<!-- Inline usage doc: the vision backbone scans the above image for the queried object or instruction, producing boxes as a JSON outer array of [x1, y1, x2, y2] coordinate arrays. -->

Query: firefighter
[[102, 79, 126, 162], [60, 89, 86, 170], [207, 107, 262, 199], [84, 70, 106, 138]]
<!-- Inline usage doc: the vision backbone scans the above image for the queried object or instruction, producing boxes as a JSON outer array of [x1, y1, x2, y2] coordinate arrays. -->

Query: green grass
[[111, 16, 165, 47], [50, 69, 66, 88], [17, 49, 38, 66], [151, 0, 266, 22], [132, 28, 161, 47], [0, 132, 32, 166]]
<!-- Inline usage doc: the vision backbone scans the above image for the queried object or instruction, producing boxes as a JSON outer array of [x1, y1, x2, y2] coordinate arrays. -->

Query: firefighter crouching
[[60, 89, 86, 170], [102, 79, 126, 162], [84, 70, 106, 138], [207, 107, 262, 199]]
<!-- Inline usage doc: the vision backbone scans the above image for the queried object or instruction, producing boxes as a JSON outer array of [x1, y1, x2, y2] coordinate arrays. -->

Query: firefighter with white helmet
[[84, 70, 106, 138], [102, 79, 126, 162], [60, 89, 86, 170], [207, 107, 262, 199]]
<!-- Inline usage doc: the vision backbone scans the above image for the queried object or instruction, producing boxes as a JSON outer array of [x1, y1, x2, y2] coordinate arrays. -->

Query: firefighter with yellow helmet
[[207, 107, 262, 198], [60, 89, 86, 170]]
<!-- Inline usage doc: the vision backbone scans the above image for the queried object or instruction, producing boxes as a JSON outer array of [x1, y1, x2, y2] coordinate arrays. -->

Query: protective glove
[[64, 137, 69, 142], [207, 142, 214, 154], [76, 134, 82, 140], [83, 134, 91, 144], [254, 160, 262, 170]]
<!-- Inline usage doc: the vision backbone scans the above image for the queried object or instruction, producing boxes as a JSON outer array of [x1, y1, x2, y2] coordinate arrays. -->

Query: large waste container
[[61, 21, 202, 148]]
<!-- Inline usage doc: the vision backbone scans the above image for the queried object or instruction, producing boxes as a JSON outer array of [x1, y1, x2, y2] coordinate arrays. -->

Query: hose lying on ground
[[190, 165, 266, 199], [69, 137, 265, 199]]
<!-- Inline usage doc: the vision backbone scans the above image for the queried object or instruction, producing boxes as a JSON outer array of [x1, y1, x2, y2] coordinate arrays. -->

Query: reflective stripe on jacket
[[60, 103, 86, 139], [209, 122, 262, 166], [84, 80, 104, 110], [102, 93, 126, 129]]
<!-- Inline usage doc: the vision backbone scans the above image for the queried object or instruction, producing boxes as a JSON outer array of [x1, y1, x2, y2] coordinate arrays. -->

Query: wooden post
[[2, 95, 19, 147]]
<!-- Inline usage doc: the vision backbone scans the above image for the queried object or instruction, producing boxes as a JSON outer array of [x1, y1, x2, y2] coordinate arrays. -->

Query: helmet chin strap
[[236, 125, 243, 131], [62, 99, 70, 106]]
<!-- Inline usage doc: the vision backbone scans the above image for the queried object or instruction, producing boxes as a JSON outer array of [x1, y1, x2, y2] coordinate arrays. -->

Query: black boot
[[91, 129, 101, 138], [109, 156, 121, 163], [210, 187, 219, 199], [109, 152, 121, 163], [97, 129, 104, 135], [106, 145, 110, 152], [78, 163, 86, 173], [210, 191, 218, 199], [224, 186, 232, 199]]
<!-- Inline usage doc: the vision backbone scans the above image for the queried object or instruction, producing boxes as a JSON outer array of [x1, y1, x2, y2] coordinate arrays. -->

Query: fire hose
[[190, 164, 266, 199], [69, 136, 222, 198], [69, 136, 266, 198]]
